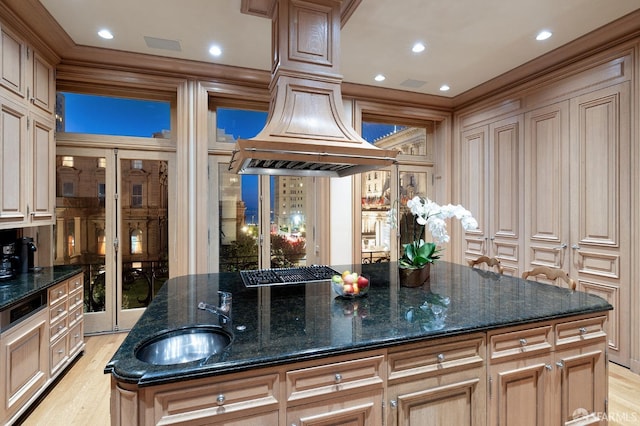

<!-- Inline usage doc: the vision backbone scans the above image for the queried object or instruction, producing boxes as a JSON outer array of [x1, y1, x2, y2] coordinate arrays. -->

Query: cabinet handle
[[57, 349, 64, 354], [57, 308, 63, 314], [519, 338, 527, 346], [390, 400, 398, 409], [545, 364, 553, 371], [334, 373, 342, 384], [579, 327, 587, 334], [556, 361, 565, 369], [216, 394, 225, 406], [437, 353, 445, 362], [571, 244, 581, 250], [553, 243, 568, 250], [58, 290, 63, 297], [58, 325, 63, 331]]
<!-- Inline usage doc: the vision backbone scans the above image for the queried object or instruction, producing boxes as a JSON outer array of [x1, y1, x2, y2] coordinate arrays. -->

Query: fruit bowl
[[331, 271, 370, 298]]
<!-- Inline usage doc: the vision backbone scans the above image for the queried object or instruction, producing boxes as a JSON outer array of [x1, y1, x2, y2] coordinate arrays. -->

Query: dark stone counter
[[105, 261, 612, 386], [0, 265, 84, 311]]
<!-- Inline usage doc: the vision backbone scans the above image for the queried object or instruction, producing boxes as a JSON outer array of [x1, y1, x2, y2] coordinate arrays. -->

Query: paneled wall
[[454, 47, 637, 370]]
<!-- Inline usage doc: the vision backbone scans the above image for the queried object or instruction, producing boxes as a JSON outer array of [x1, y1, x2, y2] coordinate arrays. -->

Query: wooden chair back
[[521, 266, 576, 290], [468, 256, 504, 274]]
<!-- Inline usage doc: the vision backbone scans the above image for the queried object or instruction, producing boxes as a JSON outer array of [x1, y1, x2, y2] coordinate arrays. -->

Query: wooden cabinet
[[48, 273, 84, 378], [488, 315, 607, 426], [0, 21, 55, 229], [0, 308, 48, 423], [461, 115, 523, 276], [524, 82, 631, 366], [286, 352, 385, 425], [387, 333, 486, 426], [110, 313, 608, 426]]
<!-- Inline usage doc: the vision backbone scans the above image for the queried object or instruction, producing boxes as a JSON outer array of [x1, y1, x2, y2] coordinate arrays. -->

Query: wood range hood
[[229, 0, 399, 177]]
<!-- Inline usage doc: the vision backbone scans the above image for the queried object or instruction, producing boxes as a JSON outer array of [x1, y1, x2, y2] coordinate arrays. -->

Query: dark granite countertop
[[105, 261, 612, 387], [0, 265, 84, 311]]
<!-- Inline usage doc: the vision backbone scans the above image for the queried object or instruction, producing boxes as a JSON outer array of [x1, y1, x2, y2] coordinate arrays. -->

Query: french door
[[55, 147, 174, 333]]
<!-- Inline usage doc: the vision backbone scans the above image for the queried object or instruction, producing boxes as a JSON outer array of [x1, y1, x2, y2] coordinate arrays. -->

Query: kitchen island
[[106, 261, 612, 425]]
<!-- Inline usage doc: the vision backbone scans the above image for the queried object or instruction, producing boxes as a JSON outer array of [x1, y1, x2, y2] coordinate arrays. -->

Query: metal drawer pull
[[579, 327, 587, 334], [57, 349, 64, 354], [216, 394, 225, 406], [57, 308, 63, 314], [390, 400, 398, 409], [58, 290, 63, 297], [556, 361, 565, 369], [334, 373, 342, 383], [545, 364, 553, 371], [519, 338, 527, 346], [437, 353, 445, 362]]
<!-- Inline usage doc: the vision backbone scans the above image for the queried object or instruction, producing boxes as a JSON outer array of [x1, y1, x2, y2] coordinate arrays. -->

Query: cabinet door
[[30, 52, 55, 114], [524, 101, 570, 270], [0, 25, 26, 98], [286, 389, 383, 426], [461, 115, 522, 276], [388, 374, 484, 426], [0, 98, 28, 226], [568, 82, 631, 366], [29, 111, 55, 223], [488, 356, 554, 426], [0, 309, 48, 421], [555, 348, 606, 425]]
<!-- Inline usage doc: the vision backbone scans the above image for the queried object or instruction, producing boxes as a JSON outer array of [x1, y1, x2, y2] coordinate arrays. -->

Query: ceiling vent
[[230, 0, 399, 177]]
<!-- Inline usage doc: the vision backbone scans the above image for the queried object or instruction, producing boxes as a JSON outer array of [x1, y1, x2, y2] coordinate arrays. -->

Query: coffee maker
[[0, 242, 19, 280], [16, 237, 37, 274]]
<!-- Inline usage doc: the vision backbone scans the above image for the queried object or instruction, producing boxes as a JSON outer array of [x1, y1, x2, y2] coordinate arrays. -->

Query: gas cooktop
[[240, 265, 340, 287]]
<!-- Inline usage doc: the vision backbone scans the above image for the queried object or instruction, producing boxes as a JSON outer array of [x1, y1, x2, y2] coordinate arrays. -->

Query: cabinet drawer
[[556, 316, 607, 347], [388, 335, 484, 382], [68, 287, 83, 311], [68, 304, 83, 328], [489, 325, 553, 361], [49, 299, 68, 324], [150, 372, 279, 424], [68, 274, 83, 294], [286, 354, 384, 404], [50, 333, 69, 376], [68, 320, 84, 357], [48, 281, 67, 306], [49, 314, 67, 342]]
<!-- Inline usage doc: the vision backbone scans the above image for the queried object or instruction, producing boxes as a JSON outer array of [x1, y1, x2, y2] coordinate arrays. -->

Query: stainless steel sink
[[135, 326, 232, 365]]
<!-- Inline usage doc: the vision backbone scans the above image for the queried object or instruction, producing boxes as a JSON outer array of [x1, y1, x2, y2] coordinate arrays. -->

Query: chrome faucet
[[198, 291, 232, 321]]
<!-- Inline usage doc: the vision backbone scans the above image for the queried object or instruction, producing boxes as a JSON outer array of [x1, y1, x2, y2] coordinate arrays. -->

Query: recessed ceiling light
[[98, 29, 114, 40], [374, 74, 386, 82], [536, 30, 552, 41], [412, 42, 425, 53], [439, 84, 450, 92], [209, 45, 222, 56]]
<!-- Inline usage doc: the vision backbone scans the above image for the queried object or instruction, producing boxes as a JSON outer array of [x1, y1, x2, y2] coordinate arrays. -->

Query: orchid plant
[[393, 196, 478, 270]]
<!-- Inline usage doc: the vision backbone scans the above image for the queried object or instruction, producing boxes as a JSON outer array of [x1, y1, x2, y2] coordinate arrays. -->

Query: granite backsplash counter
[[105, 261, 612, 386]]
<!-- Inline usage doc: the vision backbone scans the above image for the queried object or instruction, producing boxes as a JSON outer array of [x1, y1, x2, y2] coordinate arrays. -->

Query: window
[[360, 119, 437, 264], [132, 160, 143, 170], [131, 184, 143, 207], [62, 156, 74, 167], [97, 229, 106, 256], [63, 182, 75, 197], [97, 157, 106, 168], [213, 106, 316, 271], [130, 229, 143, 254], [57, 92, 171, 138]]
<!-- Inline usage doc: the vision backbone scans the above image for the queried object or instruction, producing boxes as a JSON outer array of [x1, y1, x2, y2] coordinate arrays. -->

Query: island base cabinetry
[[387, 333, 486, 426], [488, 314, 607, 426], [110, 313, 608, 426]]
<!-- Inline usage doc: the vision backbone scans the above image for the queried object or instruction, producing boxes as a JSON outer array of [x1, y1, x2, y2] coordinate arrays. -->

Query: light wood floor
[[19, 334, 640, 425]]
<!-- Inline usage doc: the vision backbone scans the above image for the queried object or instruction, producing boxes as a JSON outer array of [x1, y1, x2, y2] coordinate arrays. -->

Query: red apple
[[357, 275, 369, 289]]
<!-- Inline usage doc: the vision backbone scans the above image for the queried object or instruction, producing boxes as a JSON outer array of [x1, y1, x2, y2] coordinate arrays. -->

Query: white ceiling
[[39, 0, 640, 97]]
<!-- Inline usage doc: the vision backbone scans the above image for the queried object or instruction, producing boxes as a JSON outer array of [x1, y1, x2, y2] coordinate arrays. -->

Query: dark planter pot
[[399, 263, 431, 288]]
